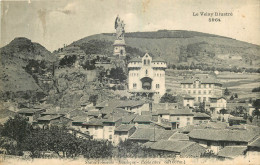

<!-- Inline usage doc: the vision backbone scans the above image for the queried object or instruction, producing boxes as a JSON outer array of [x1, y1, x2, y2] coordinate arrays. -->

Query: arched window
[[147, 59, 150, 65], [146, 70, 148, 75], [144, 60, 146, 65]]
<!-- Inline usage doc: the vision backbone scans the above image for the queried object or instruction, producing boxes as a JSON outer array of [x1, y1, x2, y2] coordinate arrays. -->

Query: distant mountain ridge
[[70, 30, 260, 68]]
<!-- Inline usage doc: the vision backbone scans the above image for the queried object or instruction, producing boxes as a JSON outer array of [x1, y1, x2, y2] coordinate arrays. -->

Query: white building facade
[[128, 53, 167, 98], [181, 76, 223, 103]]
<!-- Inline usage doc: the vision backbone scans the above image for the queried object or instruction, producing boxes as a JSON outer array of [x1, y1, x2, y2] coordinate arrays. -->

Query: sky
[[1, 0, 260, 51]]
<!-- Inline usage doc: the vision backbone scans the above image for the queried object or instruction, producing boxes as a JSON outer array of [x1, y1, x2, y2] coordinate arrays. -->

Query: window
[[203, 97, 206, 101], [133, 83, 137, 88], [146, 70, 148, 75], [187, 117, 190, 121], [199, 84, 201, 88], [147, 60, 150, 65], [193, 90, 196, 94], [193, 84, 196, 88], [156, 84, 160, 88], [95, 126, 98, 130], [188, 90, 191, 94], [177, 117, 180, 120], [209, 90, 212, 94], [204, 84, 206, 88], [188, 84, 191, 88], [198, 90, 201, 94], [109, 135, 112, 139], [204, 90, 207, 94], [198, 97, 201, 102], [144, 60, 146, 65], [207, 142, 211, 147], [209, 84, 211, 88]]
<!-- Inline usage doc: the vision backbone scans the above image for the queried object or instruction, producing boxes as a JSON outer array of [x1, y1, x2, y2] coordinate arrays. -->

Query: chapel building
[[128, 53, 167, 98]]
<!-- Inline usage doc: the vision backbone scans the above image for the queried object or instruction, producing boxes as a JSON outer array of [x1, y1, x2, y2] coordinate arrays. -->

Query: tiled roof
[[169, 133, 189, 141], [97, 99, 146, 109], [133, 115, 152, 123], [149, 140, 195, 152], [37, 115, 62, 121], [41, 108, 73, 115], [181, 76, 221, 84], [193, 112, 211, 118], [121, 114, 137, 123], [188, 129, 258, 142], [129, 128, 176, 141], [102, 115, 122, 123], [100, 107, 128, 115], [115, 124, 135, 132], [83, 118, 103, 126], [170, 108, 193, 116], [18, 108, 45, 114], [71, 116, 87, 123], [248, 137, 260, 148], [87, 110, 100, 116], [217, 146, 247, 158]]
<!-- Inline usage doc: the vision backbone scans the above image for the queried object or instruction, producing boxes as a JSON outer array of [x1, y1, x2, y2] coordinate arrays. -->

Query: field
[[165, 69, 260, 100]]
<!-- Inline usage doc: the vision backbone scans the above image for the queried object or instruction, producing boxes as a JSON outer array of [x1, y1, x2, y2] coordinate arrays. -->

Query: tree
[[109, 67, 127, 82], [234, 93, 238, 98], [224, 88, 230, 96], [160, 93, 177, 103], [89, 95, 98, 106], [59, 55, 77, 67], [230, 95, 234, 100], [1, 115, 32, 155]]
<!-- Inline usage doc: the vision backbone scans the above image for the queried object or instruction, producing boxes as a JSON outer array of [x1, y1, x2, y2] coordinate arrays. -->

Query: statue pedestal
[[113, 39, 126, 56]]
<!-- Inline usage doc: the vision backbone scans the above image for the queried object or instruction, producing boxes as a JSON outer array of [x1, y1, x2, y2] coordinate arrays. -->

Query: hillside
[[0, 37, 55, 102], [70, 30, 260, 69]]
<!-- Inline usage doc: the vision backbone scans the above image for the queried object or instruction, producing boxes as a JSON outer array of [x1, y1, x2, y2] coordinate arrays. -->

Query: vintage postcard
[[0, 0, 259, 164]]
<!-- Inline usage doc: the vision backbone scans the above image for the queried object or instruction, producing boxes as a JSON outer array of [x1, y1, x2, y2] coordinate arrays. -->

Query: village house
[[18, 108, 46, 123], [217, 146, 248, 159], [114, 124, 136, 145], [193, 112, 211, 125], [102, 115, 122, 142], [129, 128, 176, 143], [144, 140, 206, 157], [188, 128, 259, 154], [82, 118, 104, 140], [37, 115, 72, 128], [183, 95, 195, 108], [181, 75, 223, 103], [209, 97, 227, 115], [247, 137, 260, 158]]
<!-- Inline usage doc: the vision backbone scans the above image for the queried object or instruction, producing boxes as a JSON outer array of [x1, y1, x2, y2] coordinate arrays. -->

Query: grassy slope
[[71, 30, 260, 68]]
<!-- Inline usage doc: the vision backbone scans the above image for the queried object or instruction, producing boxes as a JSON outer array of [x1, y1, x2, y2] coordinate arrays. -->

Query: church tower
[[113, 15, 126, 56]]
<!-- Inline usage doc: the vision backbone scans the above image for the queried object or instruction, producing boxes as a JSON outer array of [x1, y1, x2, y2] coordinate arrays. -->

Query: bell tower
[[113, 15, 126, 56]]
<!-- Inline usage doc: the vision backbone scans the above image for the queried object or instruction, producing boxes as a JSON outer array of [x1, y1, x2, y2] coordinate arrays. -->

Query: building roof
[[41, 108, 73, 115], [148, 140, 195, 153], [121, 114, 137, 123], [71, 116, 87, 123], [183, 94, 195, 99], [248, 137, 260, 148], [18, 108, 45, 114], [181, 76, 221, 84], [86, 110, 100, 117], [129, 128, 176, 141], [37, 115, 62, 121], [83, 118, 103, 126], [169, 108, 194, 116], [217, 146, 247, 159], [193, 112, 211, 118], [188, 129, 258, 142], [102, 115, 122, 123], [169, 133, 189, 141], [133, 115, 152, 123], [115, 124, 135, 132]]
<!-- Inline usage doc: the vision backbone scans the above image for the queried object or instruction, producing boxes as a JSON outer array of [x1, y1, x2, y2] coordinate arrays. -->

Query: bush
[[252, 87, 260, 92]]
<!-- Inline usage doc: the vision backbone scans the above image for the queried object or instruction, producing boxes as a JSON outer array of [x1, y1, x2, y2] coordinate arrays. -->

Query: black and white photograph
[[0, 0, 259, 164]]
